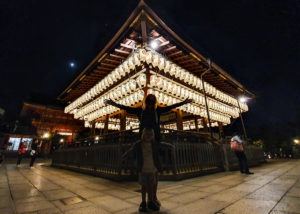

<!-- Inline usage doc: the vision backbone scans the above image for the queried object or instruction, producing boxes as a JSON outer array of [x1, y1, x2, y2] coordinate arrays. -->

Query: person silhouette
[[105, 94, 192, 212]]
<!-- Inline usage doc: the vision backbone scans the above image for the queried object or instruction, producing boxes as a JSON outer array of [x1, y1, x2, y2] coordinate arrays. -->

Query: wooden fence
[[52, 129, 264, 181]]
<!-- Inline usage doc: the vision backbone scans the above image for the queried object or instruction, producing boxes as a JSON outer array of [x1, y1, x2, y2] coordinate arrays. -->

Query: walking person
[[16, 142, 26, 166], [230, 133, 254, 174], [29, 139, 38, 167], [105, 94, 192, 212]]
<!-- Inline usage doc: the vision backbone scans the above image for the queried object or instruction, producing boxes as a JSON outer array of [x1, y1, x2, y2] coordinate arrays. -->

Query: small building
[[2, 102, 84, 156], [20, 102, 83, 141]]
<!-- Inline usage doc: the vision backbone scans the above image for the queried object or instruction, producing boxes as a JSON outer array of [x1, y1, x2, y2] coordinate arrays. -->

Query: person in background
[[230, 133, 254, 174], [29, 139, 38, 167], [16, 142, 26, 166], [0, 143, 6, 165], [105, 94, 192, 212]]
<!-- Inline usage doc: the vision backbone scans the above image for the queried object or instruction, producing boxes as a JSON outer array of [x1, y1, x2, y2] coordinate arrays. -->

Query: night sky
[[1, 0, 299, 143]]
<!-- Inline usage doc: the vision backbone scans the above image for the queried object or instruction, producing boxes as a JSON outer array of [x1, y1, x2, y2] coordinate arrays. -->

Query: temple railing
[[52, 129, 265, 181]]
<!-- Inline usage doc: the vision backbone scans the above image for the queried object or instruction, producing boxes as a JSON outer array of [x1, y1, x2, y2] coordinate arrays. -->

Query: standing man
[[29, 139, 38, 167], [230, 133, 254, 174]]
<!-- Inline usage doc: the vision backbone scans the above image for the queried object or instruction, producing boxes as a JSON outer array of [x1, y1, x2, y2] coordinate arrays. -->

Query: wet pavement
[[0, 159, 300, 214]]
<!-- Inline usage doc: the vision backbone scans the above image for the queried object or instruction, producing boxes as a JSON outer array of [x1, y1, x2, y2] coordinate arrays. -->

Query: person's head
[[143, 94, 157, 110]]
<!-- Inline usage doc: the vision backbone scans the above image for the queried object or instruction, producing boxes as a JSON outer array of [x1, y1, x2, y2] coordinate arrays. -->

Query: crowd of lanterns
[[65, 47, 249, 127]]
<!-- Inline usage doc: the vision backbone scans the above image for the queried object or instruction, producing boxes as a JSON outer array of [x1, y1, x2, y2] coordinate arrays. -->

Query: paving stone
[[52, 199, 94, 211], [43, 189, 76, 200], [89, 195, 135, 212], [82, 183, 111, 191], [0, 188, 10, 197], [206, 189, 248, 203], [160, 199, 181, 210], [164, 185, 195, 194], [269, 210, 293, 214], [222, 198, 276, 214], [37, 207, 62, 214], [287, 187, 300, 198], [0, 207, 15, 214], [220, 179, 244, 186], [71, 188, 105, 199], [273, 196, 300, 213], [11, 188, 42, 199], [230, 183, 261, 193], [15, 200, 55, 213], [114, 206, 139, 214], [103, 188, 138, 199], [64, 205, 111, 214], [15, 196, 46, 204], [188, 180, 217, 187], [245, 176, 275, 186], [125, 196, 141, 205], [172, 199, 228, 214], [199, 184, 230, 193], [246, 187, 286, 202], [0, 196, 12, 208], [156, 191, 173, 200], [167, 190, 210, 204]]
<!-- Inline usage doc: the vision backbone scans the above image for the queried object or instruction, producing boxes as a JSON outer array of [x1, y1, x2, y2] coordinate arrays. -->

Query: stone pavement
[[0, 159, 300, 214]]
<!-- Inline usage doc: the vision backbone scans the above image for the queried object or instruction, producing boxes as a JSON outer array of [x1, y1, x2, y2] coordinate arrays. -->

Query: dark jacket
[[110, 101, 187, 172]]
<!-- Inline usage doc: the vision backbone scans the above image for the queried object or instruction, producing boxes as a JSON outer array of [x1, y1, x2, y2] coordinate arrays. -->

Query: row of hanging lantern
[[149, 74, 239, 118], [147, 88, 231, 124], [84, 89, 144, 122], [126, 117, 139, 130], [140, 49, 248, 111], [65, 47, 248, 115], [74, 73, 145, 120], [94, 118, 120, 130], [65, 50, 143, 114]]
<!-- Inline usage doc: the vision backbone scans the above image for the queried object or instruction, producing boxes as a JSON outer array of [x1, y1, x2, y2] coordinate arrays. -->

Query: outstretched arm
[[104, 99, 140, 115], [158, 99, 193, 114]]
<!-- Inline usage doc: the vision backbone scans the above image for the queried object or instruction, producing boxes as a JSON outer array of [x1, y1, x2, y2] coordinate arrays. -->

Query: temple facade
[[52, 1, 263, 180]]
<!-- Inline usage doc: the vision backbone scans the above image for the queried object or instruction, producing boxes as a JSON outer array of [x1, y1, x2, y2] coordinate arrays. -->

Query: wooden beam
[[159, 40, 170, 47], [104, 58, 120, 64], [164, 46, 176, 52], [94, 70, 107, 74], [168, 50, 183, 57], [173, 55, 189, 61], [120, 43, 135, 49], [101, 62, 116, 68], [141, 20, 147, 44], [96, 66, 111, 71], [110, 54, 126, 60], [115, 49, 130, 55], [180, 58, 198, 64]]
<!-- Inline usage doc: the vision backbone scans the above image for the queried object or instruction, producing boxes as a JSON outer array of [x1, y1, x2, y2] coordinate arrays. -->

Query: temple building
[[53, 1, 262, 180]]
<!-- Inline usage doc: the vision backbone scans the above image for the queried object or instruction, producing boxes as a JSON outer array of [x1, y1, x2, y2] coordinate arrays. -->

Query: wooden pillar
[[201, 117, 208, 132], [120, 111, 126, 131], [91, 121, 96, 136], [218, 122, 224, 140], [194, 116, 199, 132], [103, 115, 109, 134], [176, 110, 183, 130]]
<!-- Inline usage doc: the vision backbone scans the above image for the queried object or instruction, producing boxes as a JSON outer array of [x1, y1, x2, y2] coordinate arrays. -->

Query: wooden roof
[[58, 0, 254, 103]]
